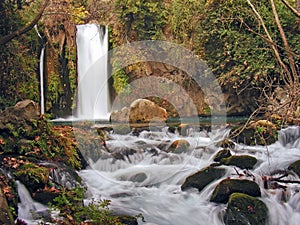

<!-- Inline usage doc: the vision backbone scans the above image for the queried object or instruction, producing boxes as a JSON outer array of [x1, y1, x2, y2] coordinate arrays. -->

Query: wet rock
[[166, 139, 190, 153], [210, 179, 261, 203], [288, 160, 300, 176], [110, 99, 167, 123], [181, 166, 226, 192], [217, 139, 235, 149], [224, 193, 268, 225], [130, 173, 147, 183], [220, 155, 257, 169], [117, 215, 138, 225], [213, 149, 232, 162], [0, 186, 14, 225]]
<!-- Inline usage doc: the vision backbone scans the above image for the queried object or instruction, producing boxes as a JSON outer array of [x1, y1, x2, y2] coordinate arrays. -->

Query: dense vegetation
[[0, 0, 299, 119]]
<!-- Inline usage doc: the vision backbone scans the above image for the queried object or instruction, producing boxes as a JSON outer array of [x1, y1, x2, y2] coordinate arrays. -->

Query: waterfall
[[35, 25, 45, 115], [75, 24, 110, 120], [39, 47, 45, 115], [16, 181, 49, 224]]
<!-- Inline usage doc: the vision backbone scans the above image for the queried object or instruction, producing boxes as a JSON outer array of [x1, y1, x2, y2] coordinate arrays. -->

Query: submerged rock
[[220, 155, 258, 169], [213, 149, 232, 162], [210, 179, 261, 203], [224, 193, 268, 225], [181, 166, 226, 192], [166, 139, 190, 153]]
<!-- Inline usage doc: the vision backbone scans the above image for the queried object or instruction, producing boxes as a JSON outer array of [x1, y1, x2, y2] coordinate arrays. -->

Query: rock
[[220, 155, 257, 169], [110, 99, 167, 123], [166, 139, 190, 153], [224, 193, 268, 225], [0, 186, 14, 225], [181, 166, 226, 192], [288, 160, 300, 176], [210, 179, 261, 203], [230, 120, 278, 146], [117, 215, 138, 225], [217, 139, 235, 149], [213, 149, 232, 162], [0, 100, 39, 122]]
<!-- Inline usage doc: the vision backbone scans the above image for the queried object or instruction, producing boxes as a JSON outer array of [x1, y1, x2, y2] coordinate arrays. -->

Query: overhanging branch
[[0, 0, 48, 46]]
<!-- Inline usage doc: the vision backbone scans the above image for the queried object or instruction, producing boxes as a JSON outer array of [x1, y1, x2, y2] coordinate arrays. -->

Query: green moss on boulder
[[220, 155, 257, 169], [224, 193, 268, 225], [213, 149, 232, 162], [181, 166, 226, 192], [210, 179, 261, 203]]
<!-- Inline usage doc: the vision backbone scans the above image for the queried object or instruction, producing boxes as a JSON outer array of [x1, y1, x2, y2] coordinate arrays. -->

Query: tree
[[0, 1, 48, 46]]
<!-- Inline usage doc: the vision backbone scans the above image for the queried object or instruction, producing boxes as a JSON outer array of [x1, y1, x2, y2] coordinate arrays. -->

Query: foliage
[[14, 163, 49, 184], [50, 187, 123, 225], [112, 67, 131, 94], [115, 0, 167, 40]]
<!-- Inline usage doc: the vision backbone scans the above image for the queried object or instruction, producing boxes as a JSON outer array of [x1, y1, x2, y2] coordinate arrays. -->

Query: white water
[[35, 25, 45, 115], [75, 24, 110, 120], [78, 126, 300, 225], [16, 181, 49, 224], [39, 47, 45, 115]]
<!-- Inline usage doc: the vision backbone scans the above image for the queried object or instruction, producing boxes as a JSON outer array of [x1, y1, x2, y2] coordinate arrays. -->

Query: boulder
[[288, 160, 300, 176], [220, 155, 257, 169], [110, 99, 167, 123], [167, 139, 190, 153], [213, 149, 232, 162], [0, 100, 39, 122], [181, 166, 226, 192], [230, 120, 278, 146], [210, 179, 261, 203], [224, 193, 268, 225]]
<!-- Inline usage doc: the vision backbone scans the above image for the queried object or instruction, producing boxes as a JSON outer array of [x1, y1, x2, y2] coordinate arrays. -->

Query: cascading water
[[39, 47, 45, 115], [77, 126, 300, 225], [35, 25, 45, 115], [16, 181, 49, 224], [75, 24, 110, 120]]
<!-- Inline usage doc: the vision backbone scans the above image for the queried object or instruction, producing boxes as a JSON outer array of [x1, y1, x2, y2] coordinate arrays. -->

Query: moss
[[224, 193, 268, 225], [210, 179, 261, 203], [213, 149, 232, 162], [181, 166, 226, 192], [220, 155, 257, 169]]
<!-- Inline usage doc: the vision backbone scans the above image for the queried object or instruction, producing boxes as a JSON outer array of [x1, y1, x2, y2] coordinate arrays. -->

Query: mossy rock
[[217, 139, 235, 149], [230, 120, 278, 146], [167, 139, 190, 153], [224, 193, 268, 225], [288, 160, 300, 176], [210, 179, 261, 203], [181, 166, 226, 192], [113, 124, 131, 135], [213, 149, 232, 162], [117, 215, 138, 225], [220, 155, 257, 169]]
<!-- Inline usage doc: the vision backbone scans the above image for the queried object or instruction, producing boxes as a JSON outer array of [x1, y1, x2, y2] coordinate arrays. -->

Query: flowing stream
[[17, 125, 300, 224], [78, 125, 300, 225]]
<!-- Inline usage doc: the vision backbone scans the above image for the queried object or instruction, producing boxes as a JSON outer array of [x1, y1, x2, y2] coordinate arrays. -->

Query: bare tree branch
[[271, 0, 299, 87], [246, 0, 294, 86], [0, 0, 48, 46], [281, 0, 300, 18]]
